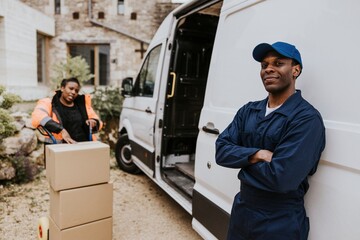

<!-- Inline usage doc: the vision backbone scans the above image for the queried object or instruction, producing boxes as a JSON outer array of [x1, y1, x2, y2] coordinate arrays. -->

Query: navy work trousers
[[227, 188, 309, 240]]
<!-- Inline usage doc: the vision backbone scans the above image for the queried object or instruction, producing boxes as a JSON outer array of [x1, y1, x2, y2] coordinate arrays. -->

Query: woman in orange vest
[[32, 78, 103, 144]]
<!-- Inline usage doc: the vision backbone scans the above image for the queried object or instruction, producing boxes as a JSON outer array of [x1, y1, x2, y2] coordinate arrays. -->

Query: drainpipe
[[88, 0, 92, 19]]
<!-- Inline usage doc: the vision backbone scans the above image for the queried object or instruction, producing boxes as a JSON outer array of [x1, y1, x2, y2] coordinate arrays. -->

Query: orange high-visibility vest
[[31, 94, 103, 142]]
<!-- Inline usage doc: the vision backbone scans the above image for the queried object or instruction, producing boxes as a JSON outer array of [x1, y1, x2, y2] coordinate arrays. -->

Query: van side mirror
[[121, 77, 133, 97]]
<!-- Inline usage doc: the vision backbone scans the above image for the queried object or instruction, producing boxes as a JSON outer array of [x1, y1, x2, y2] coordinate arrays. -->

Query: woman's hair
[[60, 77, 81, 88]]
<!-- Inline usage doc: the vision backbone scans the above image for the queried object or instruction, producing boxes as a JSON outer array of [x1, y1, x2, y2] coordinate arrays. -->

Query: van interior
[[161, 1, 222, 200]]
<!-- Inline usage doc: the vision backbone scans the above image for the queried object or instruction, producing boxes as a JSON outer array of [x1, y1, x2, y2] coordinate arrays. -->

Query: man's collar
[[250, 90, 303, 116]]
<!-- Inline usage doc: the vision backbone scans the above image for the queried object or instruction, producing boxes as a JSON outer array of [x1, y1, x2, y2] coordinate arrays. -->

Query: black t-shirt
[[61, 104, 88, 142]]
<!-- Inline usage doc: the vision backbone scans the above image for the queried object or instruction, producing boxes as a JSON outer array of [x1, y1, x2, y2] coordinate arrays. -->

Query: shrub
[[0, 85, 5, 95], [0, 92, 22, 110], [91, 86, 123, 121], [9, 154, 39, 184], [0, 85, 21, 141], [91, 87, 123, 147], [51, 55, 94, 89], [0, 109, 16, 141]]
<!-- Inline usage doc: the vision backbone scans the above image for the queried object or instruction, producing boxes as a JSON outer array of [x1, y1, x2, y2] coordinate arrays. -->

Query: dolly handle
[[89, 124, 93, 141]]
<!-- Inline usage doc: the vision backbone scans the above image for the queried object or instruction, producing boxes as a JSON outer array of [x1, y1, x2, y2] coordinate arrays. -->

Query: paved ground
[[0, 159, 202, 240], [1, 102, 202, 239]]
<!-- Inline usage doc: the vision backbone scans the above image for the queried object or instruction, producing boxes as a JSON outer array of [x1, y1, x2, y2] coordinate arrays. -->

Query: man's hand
[[61, 129, 77, 144], [249, 150, 273, 164]]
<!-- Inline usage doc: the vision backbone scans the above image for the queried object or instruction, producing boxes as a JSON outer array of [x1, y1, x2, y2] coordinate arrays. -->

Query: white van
[[115, 0, 360, 239]]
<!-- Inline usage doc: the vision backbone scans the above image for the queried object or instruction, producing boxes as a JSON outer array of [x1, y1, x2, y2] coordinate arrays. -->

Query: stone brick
[[20, 0, 180, 87]]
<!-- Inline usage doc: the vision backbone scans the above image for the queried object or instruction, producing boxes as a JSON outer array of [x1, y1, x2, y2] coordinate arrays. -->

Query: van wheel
[[115, 134, 141, 174]]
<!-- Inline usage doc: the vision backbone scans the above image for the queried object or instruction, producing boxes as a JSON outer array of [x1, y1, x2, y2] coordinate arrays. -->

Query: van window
[[134, 45, 161, 97]]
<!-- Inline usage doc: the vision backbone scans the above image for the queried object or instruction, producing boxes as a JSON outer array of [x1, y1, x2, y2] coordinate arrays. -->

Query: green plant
[[0, 86, 21, 141], [0, 109, 16, 140], [91, 86, 123, 121], [0, 93, 22, 110], [91, 87, 123, 147], [51, 55, 94, 89], [0, 85, 5, 95]]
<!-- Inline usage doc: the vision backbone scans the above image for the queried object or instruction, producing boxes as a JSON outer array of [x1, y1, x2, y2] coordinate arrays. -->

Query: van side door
[[126, 44, 162, 176]]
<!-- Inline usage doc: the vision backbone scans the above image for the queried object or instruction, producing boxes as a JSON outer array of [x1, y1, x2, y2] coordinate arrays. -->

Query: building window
[[73, 12, 80, 19], [69, 44, 110, 86], [37, 33, 48, 84], [118, 0, 125, 15], [98, 12, 105, 19], [55, 0, 61, 14]]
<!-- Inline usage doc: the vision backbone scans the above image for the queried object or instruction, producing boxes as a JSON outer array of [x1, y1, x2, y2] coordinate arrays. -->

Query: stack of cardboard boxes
[[46, 141, 113, 240]]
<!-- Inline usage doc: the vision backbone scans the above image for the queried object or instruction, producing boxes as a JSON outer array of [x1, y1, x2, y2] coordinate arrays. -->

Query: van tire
[[115, 134, 141, 174]]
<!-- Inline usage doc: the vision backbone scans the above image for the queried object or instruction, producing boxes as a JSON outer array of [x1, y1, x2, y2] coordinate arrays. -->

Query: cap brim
[[252, 43, 274, 62]]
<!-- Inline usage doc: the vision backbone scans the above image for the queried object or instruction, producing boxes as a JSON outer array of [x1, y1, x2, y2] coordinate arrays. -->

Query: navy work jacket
[[216, 90, 326, 198]]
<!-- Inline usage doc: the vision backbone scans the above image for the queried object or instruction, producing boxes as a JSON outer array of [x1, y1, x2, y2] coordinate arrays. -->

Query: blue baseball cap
[[252, 41, 303, 69]]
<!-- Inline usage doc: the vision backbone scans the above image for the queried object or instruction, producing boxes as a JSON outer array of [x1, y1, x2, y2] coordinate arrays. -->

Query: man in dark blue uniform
[[216, 41, 326, 240]]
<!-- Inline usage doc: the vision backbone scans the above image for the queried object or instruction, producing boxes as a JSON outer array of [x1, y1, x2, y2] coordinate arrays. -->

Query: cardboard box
[[46, 141, 110, 191], [49, 217, 112, 240], [50, 183, 113, 229]]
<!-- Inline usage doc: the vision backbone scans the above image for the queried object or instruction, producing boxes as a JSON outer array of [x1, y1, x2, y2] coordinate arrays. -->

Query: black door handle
[[145, 107, 152, 113], [202, 125, 219, 135]]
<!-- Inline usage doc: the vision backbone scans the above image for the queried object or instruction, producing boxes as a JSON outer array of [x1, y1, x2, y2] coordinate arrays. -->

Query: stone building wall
[[0, 0, 55, 100], [20, 0, 180, 89]]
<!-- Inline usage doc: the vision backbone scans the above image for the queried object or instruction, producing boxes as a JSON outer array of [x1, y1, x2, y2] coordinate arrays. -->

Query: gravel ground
[[0, 159, 202, 240]]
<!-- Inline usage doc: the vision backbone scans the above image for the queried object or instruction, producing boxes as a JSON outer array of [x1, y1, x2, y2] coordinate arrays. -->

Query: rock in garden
[[1, 128, 37, 156], [0, 161, 15, 180]]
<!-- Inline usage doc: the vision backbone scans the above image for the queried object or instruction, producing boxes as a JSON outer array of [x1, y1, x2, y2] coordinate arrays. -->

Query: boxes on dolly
[[45, 141, 110, 191], [44, 141, 113, 240]]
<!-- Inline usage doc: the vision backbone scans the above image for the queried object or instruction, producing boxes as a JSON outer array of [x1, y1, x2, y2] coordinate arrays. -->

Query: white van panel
[[322, 122, 360, 171], [146, 14, 173, 52], [197, 0, 360, 239], [196, 107, 239, 209], [121, 100, 155, 151], [119, 0, 360, 238], [305, 161, 360, 239], [208, 0, 360, 121]]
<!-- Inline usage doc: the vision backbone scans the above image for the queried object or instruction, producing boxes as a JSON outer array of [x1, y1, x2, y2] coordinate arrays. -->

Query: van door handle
[[167, 72, 176, 98], [202, 122, 219, 135], [145, 107, 152, 113]]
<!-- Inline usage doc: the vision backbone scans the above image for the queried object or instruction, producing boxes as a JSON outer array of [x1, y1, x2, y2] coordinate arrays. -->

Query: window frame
[[117, 0, 125, 15], [55, 0, 61, 15], [67, 44, 110, 87], [133, 44, 162, 98]]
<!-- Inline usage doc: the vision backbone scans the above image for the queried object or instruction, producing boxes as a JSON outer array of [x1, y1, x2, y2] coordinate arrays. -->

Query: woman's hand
[[61, 129, 77, 144], [86, 119, 97, 129]]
